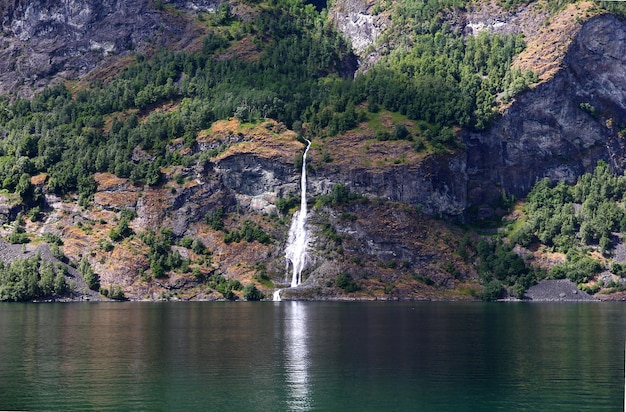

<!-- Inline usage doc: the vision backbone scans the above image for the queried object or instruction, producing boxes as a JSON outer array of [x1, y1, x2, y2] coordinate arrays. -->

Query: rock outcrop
[[311, 152, 468, 217], [330, 0, 387, 54], [464, 14, 626, 217], [0, 0, 218, 96], [329, 0, 390, 72], [524, 279, 597, 301]]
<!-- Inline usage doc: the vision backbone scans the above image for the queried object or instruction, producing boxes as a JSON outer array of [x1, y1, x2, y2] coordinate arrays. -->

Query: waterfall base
[[273, 289, 282, 301]]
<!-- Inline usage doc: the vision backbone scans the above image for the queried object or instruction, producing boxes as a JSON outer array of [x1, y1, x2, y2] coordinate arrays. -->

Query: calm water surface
[[0, 301, 624, 411]]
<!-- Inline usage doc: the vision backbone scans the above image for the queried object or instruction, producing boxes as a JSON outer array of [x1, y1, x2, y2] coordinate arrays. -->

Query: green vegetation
[[243, 283, 265, 300], [475, 239, 541, 300], [510, 162, 626, 255], [205, 207, 226, 231], [100, 284, 126, 300], [0, 254, 70, 301], [207, 273, 242, 300], [336, 272, 359, 292], [223, 220, 272, 245], [140, 228, 191, 278], [79, 257, 100, 291], [276, 194, 300, 215], [0, 0, 621, 300], [7, 225, 29, 244], [315, 184, 364, 208], [462, 162, 626, 298], [109, 209, 137, 241], [506, 161, 626, 292]]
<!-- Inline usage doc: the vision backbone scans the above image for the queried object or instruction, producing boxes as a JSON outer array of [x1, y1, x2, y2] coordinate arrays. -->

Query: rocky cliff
[[308, 131, 468, 217], [0, 0, 218, 96], [465, 14, 626, 217]]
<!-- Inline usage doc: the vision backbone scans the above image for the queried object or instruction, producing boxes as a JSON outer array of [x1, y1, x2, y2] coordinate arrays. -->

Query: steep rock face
[[215, 153, 299, 213], [0, 0, 216, 96], [279, 201, 478, 301], [209, 120, 304, 213], [330, 0, 390, 72], [310, 152, 468, 217], [465, 14, 626, 216], [330, 0, 387, 53]]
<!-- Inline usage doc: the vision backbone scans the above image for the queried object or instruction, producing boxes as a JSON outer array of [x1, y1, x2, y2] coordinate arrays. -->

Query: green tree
[[79, 258, 100, 291], [243, 283, 265, 301]]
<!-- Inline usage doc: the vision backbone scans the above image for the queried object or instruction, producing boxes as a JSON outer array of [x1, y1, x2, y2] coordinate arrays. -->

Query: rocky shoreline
[[523, 279, 598, 302]]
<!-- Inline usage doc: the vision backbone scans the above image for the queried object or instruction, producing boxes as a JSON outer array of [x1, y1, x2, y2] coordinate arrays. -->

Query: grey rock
[[525, 279, 598, 301], [311, 152, 468, 217], [464, 15, 626, 217], [0, 0, 222, 97]]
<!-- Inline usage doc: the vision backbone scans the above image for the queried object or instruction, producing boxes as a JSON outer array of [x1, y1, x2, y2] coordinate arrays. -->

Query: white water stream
[[274, 139, 312, 301]]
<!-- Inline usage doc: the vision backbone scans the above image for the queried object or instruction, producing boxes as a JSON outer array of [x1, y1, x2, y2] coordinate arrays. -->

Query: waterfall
[[285, 139, 312, 288]]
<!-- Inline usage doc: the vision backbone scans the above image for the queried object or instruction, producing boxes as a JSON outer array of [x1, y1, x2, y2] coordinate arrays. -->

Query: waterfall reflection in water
[[284, 302, 311, 410]]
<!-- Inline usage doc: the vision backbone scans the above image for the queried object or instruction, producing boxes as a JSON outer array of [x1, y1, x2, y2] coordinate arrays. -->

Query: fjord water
[[0, 302, 624, 411]]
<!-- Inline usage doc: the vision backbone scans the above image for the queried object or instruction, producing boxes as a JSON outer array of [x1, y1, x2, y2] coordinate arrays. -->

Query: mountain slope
[[0, 0, 215, 97], [0, 0, 624, 301]]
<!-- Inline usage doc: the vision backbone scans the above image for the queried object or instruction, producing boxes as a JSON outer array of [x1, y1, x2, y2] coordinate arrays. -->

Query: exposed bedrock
[[464, 14, 626, 217]]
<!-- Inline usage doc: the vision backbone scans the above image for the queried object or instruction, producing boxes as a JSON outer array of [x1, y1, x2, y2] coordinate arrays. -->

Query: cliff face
[[329, 0, 387, 52], [3, 0, 622, 222], [329, 0, 390, 73], [465, 14, 626, 216], [0, 0, 217, 96], [310, 151, 468, 217]]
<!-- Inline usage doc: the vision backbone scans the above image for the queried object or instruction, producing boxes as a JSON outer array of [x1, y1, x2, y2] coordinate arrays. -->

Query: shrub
[[550, 252, 603, 284], [224, 220, 271, 244], [43, 233, 63, 246], [50, 243, 67, 262], [54, 272, 68, 295], [7, 230, 30, 244], [205, 207, 225, 231], [191, 238, 207, 254], [109, 285, 126, 300], [99, 240, 114, 252], [336, 272, 359, 292], [413, 273, 434, 286], [394, 124, 411, 140], [276, 194, 299, 215], [27, 206, 42, 222], [180, 237, 193, 248], [315, 184, 363, 208], [243, 283, 265, 301], [481, 279, 505, 301], [79, 258, 100, 290]]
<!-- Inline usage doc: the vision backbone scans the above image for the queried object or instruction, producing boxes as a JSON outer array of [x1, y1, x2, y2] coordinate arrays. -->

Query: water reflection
[[1, 302, 625, 411], [284, 302, 311, 410]]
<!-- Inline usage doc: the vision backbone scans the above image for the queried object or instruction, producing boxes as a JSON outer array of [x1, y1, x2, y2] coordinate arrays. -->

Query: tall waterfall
[[285, 139, 312, 288]]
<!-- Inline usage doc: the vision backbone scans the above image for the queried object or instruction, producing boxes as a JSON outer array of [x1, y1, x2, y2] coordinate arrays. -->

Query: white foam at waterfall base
[[285, 139, 312, 288]]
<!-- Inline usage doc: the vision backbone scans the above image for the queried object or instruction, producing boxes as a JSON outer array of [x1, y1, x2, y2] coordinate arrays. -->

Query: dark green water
[[0, 301, 624, 411]]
